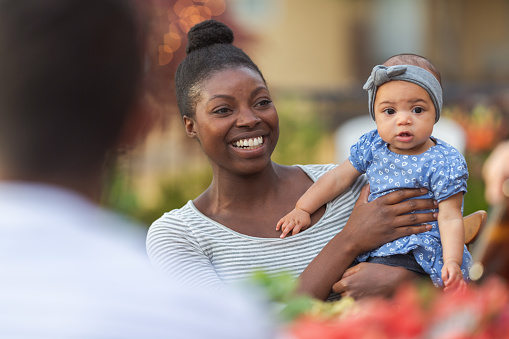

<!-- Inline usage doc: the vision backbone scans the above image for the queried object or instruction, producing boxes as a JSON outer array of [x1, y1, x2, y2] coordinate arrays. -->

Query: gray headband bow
[[363, 64, 443, 123]]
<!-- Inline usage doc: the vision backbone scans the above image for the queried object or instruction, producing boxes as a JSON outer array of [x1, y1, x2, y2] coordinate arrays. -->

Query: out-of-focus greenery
[[463, 152, 489, 217], [250, 270, 356, 323], [272, 94, 329, 166], [103, 164, 213, 225]]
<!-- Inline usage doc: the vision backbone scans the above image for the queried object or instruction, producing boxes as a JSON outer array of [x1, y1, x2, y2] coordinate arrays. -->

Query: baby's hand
[[276, 208, 311, 238], [442, 260, 466, 293]]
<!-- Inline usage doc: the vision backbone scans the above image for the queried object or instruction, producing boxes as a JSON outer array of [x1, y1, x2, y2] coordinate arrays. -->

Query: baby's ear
[[183, 116, 197, 138]]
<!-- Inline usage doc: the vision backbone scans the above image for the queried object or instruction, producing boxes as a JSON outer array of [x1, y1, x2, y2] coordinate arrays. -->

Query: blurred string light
[[159, 0, 226, 65]]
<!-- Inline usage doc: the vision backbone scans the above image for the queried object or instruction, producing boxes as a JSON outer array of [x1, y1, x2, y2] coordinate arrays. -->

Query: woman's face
[[184, 67, 279, 175]]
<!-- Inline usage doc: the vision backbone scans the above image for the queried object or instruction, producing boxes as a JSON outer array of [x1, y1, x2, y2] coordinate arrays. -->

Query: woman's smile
[[190, 66, 279, 174], [232, 136, 264, 149]]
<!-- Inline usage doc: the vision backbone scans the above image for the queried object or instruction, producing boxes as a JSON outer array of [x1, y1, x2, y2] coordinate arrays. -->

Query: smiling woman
[[183, 66, 279, 177], [146, 20, 439, 301]]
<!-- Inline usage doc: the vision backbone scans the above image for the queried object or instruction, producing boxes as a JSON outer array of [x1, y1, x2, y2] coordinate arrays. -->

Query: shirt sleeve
[[146, 211, 224, 289], [429, 148, 469, 203], [348, 129, 379, 174]]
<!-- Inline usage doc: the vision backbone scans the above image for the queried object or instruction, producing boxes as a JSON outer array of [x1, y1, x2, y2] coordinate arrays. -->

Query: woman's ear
[[183, 115, 197, 138]]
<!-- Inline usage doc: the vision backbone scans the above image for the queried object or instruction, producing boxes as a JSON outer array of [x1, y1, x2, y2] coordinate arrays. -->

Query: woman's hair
[[175, 19, 266, 118], [383, 53, 442, 86]]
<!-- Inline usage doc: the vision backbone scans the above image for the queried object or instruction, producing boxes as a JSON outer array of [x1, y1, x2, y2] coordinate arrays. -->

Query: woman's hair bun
[[186, 19, 234, 54]]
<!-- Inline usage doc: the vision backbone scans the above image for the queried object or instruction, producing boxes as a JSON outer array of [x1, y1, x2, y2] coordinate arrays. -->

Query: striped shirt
[[146, 164, 367, 291]]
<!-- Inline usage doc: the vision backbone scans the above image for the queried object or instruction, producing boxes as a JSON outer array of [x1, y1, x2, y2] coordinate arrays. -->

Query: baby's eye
[[413, 107, 424, 114], [383, 108, 396, 115]]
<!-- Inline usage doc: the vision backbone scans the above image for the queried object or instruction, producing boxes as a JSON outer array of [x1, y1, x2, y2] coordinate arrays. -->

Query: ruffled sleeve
[[348, 129, 380, 174], [429, 147, 468, 203]]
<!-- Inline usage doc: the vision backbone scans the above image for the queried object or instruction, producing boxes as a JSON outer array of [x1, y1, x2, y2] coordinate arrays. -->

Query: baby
[[277, 54, 472, 290]]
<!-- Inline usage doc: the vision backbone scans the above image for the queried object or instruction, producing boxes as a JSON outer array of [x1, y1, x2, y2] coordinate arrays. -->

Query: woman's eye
[[255, 99, 272, 108], [413, 107, 424, 113], [213, 107, 231, 114], [383, 108, 396, 115]]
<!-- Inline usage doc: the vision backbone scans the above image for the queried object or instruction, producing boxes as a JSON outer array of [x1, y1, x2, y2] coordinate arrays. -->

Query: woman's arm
[[146, 216, 224, 289], [332, 262, 419, 299], [296, 185, 437, 300]]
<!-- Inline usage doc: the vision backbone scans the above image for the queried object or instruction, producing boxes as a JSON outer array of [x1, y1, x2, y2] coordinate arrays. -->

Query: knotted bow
[[363, 65, 407, 91]]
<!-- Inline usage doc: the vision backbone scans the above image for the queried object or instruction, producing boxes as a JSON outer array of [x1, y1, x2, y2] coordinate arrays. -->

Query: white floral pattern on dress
[[349, 129, 473, 287]]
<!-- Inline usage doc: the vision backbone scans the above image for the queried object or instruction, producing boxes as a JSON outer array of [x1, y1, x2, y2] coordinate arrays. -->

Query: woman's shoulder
[[148, 201, 198, 235], [295, 163, 367, 190], [294, 163, 337, 181]]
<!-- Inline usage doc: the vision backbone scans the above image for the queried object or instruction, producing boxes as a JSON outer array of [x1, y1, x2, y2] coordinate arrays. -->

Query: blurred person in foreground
[[0, 1, 274, 338], [483, 140, 509, 205]]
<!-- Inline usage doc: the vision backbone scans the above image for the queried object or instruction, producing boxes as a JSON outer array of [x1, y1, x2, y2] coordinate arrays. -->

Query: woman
[[146, 19, 436, 301]]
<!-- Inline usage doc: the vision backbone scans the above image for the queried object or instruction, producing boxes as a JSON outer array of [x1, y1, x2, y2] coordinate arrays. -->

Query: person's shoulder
[[149, 201, 195, 229], [146, 201, 204, 246], [294, 163, 337, 180], [294, 163, 367, 190]]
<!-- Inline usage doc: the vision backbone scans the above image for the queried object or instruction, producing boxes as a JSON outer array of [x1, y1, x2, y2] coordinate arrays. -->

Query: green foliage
[[463, 152, 489, 217], [104, 165, 212, 226], [250, 271, 315, 322], [272, 94, 328, 165], [250, 270, 357, 322]]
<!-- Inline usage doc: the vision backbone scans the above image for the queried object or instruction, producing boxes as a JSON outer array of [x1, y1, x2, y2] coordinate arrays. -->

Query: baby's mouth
[[232, 136, 264, 149]]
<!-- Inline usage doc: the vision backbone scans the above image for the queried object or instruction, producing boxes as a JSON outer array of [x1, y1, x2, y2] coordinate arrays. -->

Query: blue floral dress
[[349, 130, 473, 287]]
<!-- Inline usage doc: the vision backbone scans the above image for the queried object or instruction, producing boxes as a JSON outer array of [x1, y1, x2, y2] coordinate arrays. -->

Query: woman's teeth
[[233, 136, 263, 149]]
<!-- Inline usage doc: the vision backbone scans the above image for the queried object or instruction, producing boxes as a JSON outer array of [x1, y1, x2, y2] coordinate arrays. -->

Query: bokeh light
[[159, 0, 227, 65], [158, 45, 173, 65], [163, 31, 181, 53], [203, 0, 225, 16]]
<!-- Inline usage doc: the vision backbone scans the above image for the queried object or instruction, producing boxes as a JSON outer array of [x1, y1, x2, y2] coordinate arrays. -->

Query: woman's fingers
[[393, 212, 437, 228], [394, 223, 432, 238], [390, 197, 437, 216], [353, 184, 370, 208], [379, 188, 429, 205]]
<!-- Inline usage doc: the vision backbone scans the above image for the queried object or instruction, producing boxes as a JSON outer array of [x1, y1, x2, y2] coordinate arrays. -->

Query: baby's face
[[374, 80, 436, 155]]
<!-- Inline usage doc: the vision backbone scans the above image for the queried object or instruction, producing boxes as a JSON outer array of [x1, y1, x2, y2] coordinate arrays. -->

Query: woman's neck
[[201, 161, 284, 212]]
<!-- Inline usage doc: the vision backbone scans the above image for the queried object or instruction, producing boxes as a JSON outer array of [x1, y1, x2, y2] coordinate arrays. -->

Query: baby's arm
[[277, 160, 361, 238], [437, 193, 467, 290]]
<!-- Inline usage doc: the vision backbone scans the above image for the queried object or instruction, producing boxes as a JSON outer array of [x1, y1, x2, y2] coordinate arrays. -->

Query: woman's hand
[[341, 185, 437, 255], [297, 184, 436, 300], [332, 262, 419, 299]]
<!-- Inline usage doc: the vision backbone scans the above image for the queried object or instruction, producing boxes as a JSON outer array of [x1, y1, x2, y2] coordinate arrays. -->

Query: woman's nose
[[236, 107, 261, 128]]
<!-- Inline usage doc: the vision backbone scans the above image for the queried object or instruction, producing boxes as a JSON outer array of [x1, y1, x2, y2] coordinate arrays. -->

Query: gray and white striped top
[[146, 164, 367, 290]]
